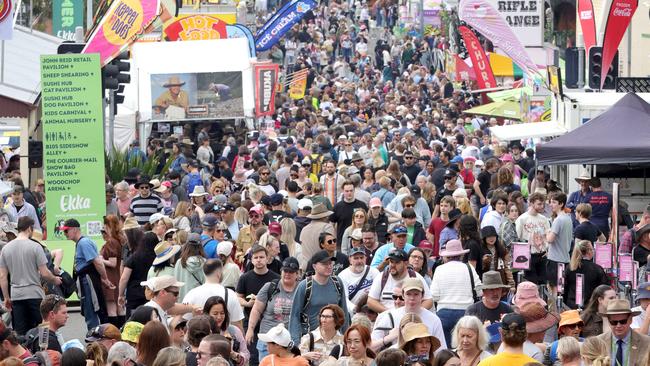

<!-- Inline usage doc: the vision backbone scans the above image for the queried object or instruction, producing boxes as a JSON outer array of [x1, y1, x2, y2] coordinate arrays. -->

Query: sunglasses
[[166, 289, 179, 297], [215, 229, 224, 233], [404, 204, 414, 208], [609, 318, 630, 326], [327, 239, 337, 244], [260, 172, 270, 176], [392, 294, 404, 301]]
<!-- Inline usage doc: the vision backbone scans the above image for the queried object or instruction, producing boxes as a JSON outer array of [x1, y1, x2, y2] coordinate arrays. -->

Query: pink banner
[[454, 55, 476, 81], [575, 273, 584, 307], [632, 261, 638, 289], [594, 242, 612, 269], [557, 263, 565, 294], [577, 0, 597, 53], [83, 0, 161, 66], [600, 0, 637, 89], [619, 255, 633, 282], [458, 0, 538, 77], [512, 242, 530, 270], [458, 25, 496, 88]]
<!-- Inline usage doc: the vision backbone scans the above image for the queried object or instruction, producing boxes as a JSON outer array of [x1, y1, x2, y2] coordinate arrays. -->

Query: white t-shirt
[[367, 271, 432, 310], [182, 283, 245, 323], [338, 266, 381, 312], [631, 307, 650, 335], [371, 306, 448, 350]]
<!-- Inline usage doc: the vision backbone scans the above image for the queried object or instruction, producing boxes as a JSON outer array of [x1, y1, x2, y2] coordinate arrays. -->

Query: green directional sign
[[40, 53, 106, 241], [52, 0, 83, 41]]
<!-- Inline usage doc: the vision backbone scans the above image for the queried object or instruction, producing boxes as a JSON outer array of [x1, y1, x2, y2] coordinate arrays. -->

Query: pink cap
[[269, 222, 282, 235], [463, 156, 476, 162], [249, 205, 263, 215], [369, 197, 382, 208], [418, 240, 434, 250], [501, 153, 513, 162]]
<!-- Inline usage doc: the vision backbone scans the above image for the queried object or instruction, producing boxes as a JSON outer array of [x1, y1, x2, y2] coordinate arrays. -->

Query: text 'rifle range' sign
[[40, 54, 106, 238], [485, 0, 543, 47]]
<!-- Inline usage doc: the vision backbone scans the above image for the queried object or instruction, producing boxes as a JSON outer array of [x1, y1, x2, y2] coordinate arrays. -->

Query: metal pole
[[419, 0, 423, 37], [87, 0, 93, 34], [108, 89, 115, 157]]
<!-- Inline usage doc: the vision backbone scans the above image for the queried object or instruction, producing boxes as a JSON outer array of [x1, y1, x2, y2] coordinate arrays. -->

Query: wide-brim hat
[[152, 241, 181, 265], [134, 176, 153, 189], [163, 76, 186, 88], [122, 217, 140, 231], [399, 323, 441, 351], [575, 170, 591, 182], [189, 186, 208, 197], [439, 239, 469, 257], [557, 310, 583, 333], [599, 298, 642, 317], [306, 203, 333, 219], [518, 302, 560, 333], [478, 271, 509, 290], [635, 224, 650, 242], [445, 208, 462, 227], [513, 281, 546, 308]]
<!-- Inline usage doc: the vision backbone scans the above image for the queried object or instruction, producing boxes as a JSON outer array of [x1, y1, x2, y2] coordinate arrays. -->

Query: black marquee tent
[[537, 93, 650, 165]]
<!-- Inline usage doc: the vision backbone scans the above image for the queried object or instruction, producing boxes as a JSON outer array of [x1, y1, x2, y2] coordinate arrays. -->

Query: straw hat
[[575, 169, 591, 183], [152, 241, 181, 265], [189, 186, 208, 197], [306, 203, 333, 219], [121, 217, 140, 231], [399, 323, 441, 351]]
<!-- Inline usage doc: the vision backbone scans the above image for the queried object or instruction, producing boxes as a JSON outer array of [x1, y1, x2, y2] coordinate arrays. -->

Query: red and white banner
[[600, 0, 637, 89], [253, 63, 279, 118], [577, 0, 597, 53], [454, 54, 476, 81], [458, 25, 496, 88], [459, 0, 539, 77]]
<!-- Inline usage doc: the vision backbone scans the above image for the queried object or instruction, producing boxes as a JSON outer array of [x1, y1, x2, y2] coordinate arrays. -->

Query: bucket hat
[[439, 239, 469, 257], [513, 281, 546, 308], [518, 302, 559, 333], [478, 271, 509, 290], [599, 298, 641, 317], [399, 323, 441, 351], [306, 203, 333, 219]]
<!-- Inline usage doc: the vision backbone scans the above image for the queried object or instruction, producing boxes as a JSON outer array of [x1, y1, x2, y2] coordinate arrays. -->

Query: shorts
[[545, 259, 566, 286]]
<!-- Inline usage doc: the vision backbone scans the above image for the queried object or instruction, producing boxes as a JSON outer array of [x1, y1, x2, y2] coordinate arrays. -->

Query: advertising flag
[[0, 0, 17, 40], [458, 25, 496, 88], [577, 0, 597, 53], [454, 54, 475, 81], [459, 0, 538, 77], [254, 63, 279, 118], [255, 0, 317, 52], [52, 0, 84, 40], [288, 69, 308, 100], [82, 0, 161, 66], [600, 0, 637, 89]]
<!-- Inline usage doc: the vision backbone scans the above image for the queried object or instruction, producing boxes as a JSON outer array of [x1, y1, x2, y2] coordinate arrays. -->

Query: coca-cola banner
[[600, 0, 637, 89], [458, 25, 497, 88], [577, 0, 597, 53], [254, 63, 279, 118], [458, 0, 539, 77]]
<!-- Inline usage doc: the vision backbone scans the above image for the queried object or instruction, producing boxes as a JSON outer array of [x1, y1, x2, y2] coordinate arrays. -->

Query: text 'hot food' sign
[[486, 0, 543, 47]]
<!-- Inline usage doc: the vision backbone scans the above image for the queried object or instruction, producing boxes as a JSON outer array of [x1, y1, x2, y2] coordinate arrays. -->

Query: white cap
[[258, 324, 293, 348], [217, 241, 234, 257], [298, 198, 313, 210], [475, 159, 485, 167], [452, 188, 468, 199], [278, 190, 288, 198], [149, 213, 166, 225], [338, 135, 348, 140], [140, 275, 184, 292]]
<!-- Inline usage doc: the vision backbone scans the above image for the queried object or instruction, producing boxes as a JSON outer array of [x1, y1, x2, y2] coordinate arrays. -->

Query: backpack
[[300, 276, 344, 334], [309, 153, 324, 176], [379, 267, 417, 294], [186, 172, 202, 195], [265, 279, 281, 307]]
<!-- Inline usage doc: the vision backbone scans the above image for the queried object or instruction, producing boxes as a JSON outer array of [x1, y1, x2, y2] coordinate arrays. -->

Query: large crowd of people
[[0, 1, 649, 365]]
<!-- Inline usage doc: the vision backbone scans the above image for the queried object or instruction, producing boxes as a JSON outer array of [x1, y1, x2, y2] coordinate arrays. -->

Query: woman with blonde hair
[[234, 206, 249, 226], [280, 218, 302, 259], [456, 197, 472, 216], [341, 208, 368, 255], [210, 180, 227, 197], [152, 346, 185, 366], [564, 240, 609, 309], [421, 182, 436, 213], [172, 201, 192, 232], [580, 336, 610, 366], [451, 316, 491, 366]]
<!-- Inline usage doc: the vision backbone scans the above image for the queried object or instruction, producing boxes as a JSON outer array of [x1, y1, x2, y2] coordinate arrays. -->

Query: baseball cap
[[220, 203, 236, 212], [201, 214, 219, 228], [217, 241, 233, 257], [350, 228, 362, 241], [387, 248, 408, 261], [298, 198, 313, 210], [140, 275, 184, 292], [270, 193, 284, 206], [187, 233, 201, 245], [418, 240, 434, 251], [444, 169, 457, 178], [311, 250, 336, 264], [155, 181, 172, 193], [149, 213, 166, 225], [369, 197, 382, 208], [59, 219, 80, 231], [281, 257, 300, 272], [402, 277, 424, 293], [409, 185, 421, 198], [349, 247, 366, 257], [86, 324, 122, 342], [121, 321, 144, 344], [249, 205, 264, 215], [269, 222, 282, 236], [501, 313, 527, 331], [391, 225, 407, 235]]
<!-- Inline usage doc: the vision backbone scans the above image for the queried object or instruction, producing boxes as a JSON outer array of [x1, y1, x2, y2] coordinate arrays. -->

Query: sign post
[[40, 53, 107, 239]]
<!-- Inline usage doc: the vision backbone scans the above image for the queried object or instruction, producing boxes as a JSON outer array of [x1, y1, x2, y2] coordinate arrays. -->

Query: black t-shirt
[[574, 221, 602, 243], [434, 187, 456, 206], [236, 269, 280, 321], [466, 239, 488, 277], [633, 244, 650, 267], [245, 258, 283, 275], [476, 171, 492, 197], [185, 351, 198, 366], [124, 252, 153, 304], [431, 168, 447, 191], [263, 210, 292, 225], [330, 199, 368, 247], [465, 301, 513, 324]]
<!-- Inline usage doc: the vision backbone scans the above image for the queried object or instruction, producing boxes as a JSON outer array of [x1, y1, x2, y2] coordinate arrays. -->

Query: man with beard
[[330, 181, 368, 247], [338, 247, 380, 313], [236, 206, 267, 264], [320, 160, 345, 207], [465, 271, 513, 324]]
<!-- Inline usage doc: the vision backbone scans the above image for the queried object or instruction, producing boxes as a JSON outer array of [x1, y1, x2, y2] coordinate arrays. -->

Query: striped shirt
[[130, 194, 163, 225]]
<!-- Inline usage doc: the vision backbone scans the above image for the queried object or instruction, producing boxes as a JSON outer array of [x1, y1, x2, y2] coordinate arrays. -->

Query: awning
[[490, 121, 567, 141]]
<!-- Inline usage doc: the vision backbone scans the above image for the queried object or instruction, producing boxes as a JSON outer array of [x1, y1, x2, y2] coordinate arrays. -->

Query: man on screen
[[155, 76, 189, 112]]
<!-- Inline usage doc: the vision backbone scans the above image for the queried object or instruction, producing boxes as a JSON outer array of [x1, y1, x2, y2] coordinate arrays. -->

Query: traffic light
[[588, 46, 618, 90], [103, 51, 131, 114], [28, 140, 43, 168], [57, 42, 85, 54]]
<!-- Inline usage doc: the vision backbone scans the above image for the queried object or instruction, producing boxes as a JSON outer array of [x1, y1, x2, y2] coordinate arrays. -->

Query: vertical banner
[[454, 55, 476, 81], [458, 0, 539, 77], [288, 69, 308, 100], [600, 0, 637, 89], [557, 263, 565, 294], [619, 254, 633, 282], [0, 0, 17, 40], [458, 25, 497, 89], [594, 242, 613, 269], [254, 0, 317, 51], [82, 0, 161, 66], [577, 0, 597, 53], [40, 53, 106, 239], [575, 274, 584, 307], [253, 63, 279, 118], [511, 242, 531, 270], [632, 261, 638, 290], [52, 0, 84, 41]]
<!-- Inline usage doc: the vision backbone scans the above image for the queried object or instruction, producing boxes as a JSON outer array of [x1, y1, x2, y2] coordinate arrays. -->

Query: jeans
[[79, 277, 100, 330], [12, 298, 42, 335], [256, 339, 269, 361], [437, 308, 465, 347]]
